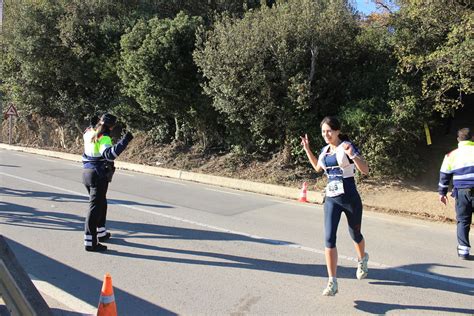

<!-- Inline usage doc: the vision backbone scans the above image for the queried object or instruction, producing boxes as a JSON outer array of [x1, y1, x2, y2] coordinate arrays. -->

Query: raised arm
[[301, 134, 323, 173], [342, 142, 369, 175], [99, 132, 134, 161]]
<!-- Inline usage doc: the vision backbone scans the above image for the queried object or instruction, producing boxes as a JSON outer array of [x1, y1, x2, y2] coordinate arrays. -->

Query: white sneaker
[[357, 252, 369, 280], [322, 280, 338, 296]]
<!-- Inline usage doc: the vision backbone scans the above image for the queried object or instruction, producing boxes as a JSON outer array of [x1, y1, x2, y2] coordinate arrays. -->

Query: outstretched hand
[[300, 134, 310, 152]]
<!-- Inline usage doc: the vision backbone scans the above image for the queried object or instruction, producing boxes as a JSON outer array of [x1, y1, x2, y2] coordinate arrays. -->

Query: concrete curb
[[0, 143, 324, 204]]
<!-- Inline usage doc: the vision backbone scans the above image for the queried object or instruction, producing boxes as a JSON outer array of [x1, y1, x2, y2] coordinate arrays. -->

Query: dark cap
[[100, 113, 117, 127], [457, 128, 472, 142]]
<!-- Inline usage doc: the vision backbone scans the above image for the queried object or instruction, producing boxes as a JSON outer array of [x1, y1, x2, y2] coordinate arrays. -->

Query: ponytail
[[91, 123, 108, 143]]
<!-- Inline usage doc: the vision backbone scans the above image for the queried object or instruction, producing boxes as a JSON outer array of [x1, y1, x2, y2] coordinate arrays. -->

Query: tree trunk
[[309, 44, 317, 83], [174, 116, 180, 141], [309, 44, 318, 115], [282, 132, 293, 165]]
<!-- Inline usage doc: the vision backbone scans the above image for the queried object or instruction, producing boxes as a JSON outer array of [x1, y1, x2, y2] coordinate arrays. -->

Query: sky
[[354, 0, 384, 15]]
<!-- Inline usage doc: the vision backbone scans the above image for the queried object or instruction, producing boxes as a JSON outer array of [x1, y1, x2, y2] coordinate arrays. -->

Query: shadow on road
[[367, 262, 473, 296], [0, 186, 173, 209], [103, 219, 474, 300], [107, 238, 331, 277], [104, 234, 473, 297], [0, 164, 19, 168], [111, 219, 296, 245], [106, 220, 326, 277], [0, 200, 84, 231], [1, 187, 472, 314], [0, 187, 291, 246], [0, 187, 172, 231], [354, 299, 474, 314], [4, 237, 177, 315], [0, 186, 88, 202]]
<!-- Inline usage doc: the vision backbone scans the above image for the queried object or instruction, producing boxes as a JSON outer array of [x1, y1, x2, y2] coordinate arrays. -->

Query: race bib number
[[326, 178, 344, 197], [325, 167, 344, 197]]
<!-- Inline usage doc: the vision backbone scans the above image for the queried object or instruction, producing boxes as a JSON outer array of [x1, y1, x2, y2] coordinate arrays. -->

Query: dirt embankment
[[2, 114, 463, 223]]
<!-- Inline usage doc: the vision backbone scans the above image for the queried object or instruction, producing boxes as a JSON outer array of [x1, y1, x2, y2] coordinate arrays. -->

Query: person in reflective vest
[[82, 113, 134, 252], [438, 127, 474, 260]]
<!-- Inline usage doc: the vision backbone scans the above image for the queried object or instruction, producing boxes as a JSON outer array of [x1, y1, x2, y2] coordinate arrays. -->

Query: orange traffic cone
[[298, 182, 308, 203], [97, 273, 117, 316]]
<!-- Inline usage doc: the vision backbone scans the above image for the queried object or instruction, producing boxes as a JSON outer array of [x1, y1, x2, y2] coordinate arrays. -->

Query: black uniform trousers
[[83, 168, 109, 247], [456, 188, 473, 248]]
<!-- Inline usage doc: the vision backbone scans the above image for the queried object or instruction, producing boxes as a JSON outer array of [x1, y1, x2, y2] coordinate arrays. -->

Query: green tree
[[194, 0, 359, 157], [339, 11, 433, 178], [55, 0, 137, 123], [126, 0, 269, 22], [392, 1, 473, 115], [118, 12, 214, 144], [1, 0, 138, 128], [1, 0, 66, 118]]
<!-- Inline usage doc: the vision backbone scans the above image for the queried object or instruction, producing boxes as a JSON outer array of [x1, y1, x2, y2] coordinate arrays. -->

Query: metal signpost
[[4, 104, 18, 144]]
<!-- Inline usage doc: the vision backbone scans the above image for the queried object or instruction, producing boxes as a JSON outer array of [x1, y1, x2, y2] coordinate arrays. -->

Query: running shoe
[[322, 280, 338, 296], [356, 252, 369, 280]]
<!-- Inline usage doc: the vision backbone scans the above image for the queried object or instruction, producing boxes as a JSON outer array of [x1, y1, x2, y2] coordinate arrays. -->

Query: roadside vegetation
[[1, 0, 472, 184]]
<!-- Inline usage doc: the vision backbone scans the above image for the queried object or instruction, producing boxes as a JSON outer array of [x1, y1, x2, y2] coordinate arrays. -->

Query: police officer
[[82, 113, 134, 252], [438, 127, 474, 260]]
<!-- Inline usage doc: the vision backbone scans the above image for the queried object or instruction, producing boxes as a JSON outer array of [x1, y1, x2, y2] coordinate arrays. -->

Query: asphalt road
[[0, 148, 473, 315]]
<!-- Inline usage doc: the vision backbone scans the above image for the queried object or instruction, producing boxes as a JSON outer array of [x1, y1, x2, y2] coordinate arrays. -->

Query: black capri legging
[[323, 180, 364, 248]]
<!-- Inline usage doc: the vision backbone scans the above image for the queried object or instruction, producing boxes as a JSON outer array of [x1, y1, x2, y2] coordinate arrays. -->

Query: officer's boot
[[85, 234, 107, 252]]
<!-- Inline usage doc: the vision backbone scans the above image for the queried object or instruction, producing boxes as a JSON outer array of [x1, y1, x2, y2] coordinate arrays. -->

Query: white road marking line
[[2, 171, 473, 290], [66, 164, 81, 167], [1, 172, 86, 196], [30, 274, 96, 315], [279, 201, 318, 208], [37, 157, 55, 162], [156, 178, 186, 186], [205, 188, 242, 196], [116, 172, 134, 177], [364, 215, 429, 228], [27, 156, 79, 167], [281, 202, 430, 227], [37, 158, 78, 167]]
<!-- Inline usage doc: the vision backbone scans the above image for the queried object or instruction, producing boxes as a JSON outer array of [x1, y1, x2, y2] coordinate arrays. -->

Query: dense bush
[[1, 0, 471, 179]]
